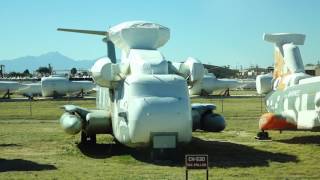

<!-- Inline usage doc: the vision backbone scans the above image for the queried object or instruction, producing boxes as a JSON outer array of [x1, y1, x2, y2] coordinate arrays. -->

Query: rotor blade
[[57, 28, 108, 36]]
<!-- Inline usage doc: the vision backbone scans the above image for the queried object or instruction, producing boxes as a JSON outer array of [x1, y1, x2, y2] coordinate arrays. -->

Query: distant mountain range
[[0, 52, 96, 72]]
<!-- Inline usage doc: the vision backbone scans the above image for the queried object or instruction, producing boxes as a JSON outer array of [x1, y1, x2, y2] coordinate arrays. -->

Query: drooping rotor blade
[[103, 38, 116, 63], [58, 27, 116, 62], [57, 28, 108, 36]]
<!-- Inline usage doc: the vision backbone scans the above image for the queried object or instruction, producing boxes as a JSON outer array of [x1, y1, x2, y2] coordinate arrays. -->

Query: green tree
[[23, 69, 31, 77], [70, 68, 77, 77], [82, 71, 89, 76], [36, 67, 51, 75], [8, 72, 18, 77]]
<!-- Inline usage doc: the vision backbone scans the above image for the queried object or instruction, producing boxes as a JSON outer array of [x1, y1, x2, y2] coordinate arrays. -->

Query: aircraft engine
[[192, 104, 226, 132], [91, 57, 128, 88], [256, 73, 273, 94], [60, 112, 82, 134]]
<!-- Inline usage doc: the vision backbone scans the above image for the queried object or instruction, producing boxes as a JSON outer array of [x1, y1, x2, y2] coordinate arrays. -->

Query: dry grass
[[0, 96, 320, 179]]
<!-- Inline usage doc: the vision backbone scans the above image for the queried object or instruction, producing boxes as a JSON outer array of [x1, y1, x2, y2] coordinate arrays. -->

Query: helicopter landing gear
[[255, 131, 271, 140], [2, 89, 11, 99]]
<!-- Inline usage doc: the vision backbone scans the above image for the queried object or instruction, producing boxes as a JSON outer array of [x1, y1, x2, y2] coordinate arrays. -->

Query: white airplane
[[14, 75, 95, 98], [15, 82, 42, 98], [58, 21, 226, 155], [41, 75, 95, 97], [238, 79, 256, 90], [0, 81, 26, 98], [190, 74, 243, 96]]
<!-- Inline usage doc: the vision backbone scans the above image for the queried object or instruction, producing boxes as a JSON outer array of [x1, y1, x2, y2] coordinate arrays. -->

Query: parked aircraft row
[[0, 75, 95, 98], [0, 73, 247, 99], [4, 19, 316, 161], [1, 65, 249, 99], [56, 20, 320, 157]]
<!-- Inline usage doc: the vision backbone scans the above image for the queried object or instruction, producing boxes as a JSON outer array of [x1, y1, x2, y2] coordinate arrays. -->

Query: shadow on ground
[[191, 95, 260, 99], [0, 144, 20, 147], [77, 137, 297, 168], [0, 158, 57, 172], [276, 135, 320, 145]]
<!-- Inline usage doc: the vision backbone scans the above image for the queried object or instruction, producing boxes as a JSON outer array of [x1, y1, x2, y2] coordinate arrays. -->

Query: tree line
[[5, 67, 83, 78]]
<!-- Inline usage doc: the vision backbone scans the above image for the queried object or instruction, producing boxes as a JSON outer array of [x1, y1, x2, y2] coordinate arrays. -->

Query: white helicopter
[[256, 33, 320, 139], [58, 21, 226, 154]]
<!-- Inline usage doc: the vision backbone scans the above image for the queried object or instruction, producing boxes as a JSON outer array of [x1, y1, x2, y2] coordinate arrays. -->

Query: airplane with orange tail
[[256, 33, 320, 139]]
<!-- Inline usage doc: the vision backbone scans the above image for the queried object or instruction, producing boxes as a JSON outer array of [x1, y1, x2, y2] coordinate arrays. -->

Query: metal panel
[[152, 133, 177, 149]]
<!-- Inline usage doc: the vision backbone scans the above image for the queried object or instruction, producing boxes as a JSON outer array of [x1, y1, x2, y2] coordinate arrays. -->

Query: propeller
[[57, 28, 116, 63]]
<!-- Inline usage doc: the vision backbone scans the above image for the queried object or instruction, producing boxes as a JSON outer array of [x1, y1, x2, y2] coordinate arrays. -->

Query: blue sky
[[1, 0, 320, 68]]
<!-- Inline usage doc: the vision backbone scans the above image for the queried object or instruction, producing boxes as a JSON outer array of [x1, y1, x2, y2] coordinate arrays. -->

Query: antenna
[[0, 64, 5, 78]]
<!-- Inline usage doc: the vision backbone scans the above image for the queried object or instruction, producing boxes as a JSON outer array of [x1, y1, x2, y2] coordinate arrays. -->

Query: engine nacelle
[[256, 73, 273, 94], [192, 104, 226, 132], [91, 57, 128, 88], [172, 57, 205, 83]]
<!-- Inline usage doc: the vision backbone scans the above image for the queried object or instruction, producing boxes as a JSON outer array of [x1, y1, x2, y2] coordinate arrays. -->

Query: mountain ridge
[[0, 52, 96, 72]]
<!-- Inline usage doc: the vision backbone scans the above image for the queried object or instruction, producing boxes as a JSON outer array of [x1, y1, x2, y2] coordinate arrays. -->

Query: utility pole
[[0, 64, 5, 78]]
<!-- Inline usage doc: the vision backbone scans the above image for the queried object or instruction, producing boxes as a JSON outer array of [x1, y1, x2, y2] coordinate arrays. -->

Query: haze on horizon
[[1, 0, 320, 69]]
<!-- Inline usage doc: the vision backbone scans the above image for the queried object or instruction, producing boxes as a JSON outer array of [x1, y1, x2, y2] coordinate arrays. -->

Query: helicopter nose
[[259, 113, 297, 130], [128, 96, 192, 145]]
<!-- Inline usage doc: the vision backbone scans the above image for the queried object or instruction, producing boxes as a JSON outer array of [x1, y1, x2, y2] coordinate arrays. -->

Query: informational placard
[[185, 154, 208, 169], [185, 154, 208, 180]]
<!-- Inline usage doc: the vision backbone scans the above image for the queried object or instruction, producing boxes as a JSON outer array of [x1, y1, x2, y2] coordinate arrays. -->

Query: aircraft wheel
[[53, 91, 58, 99], [255, 131, 271, 140]]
